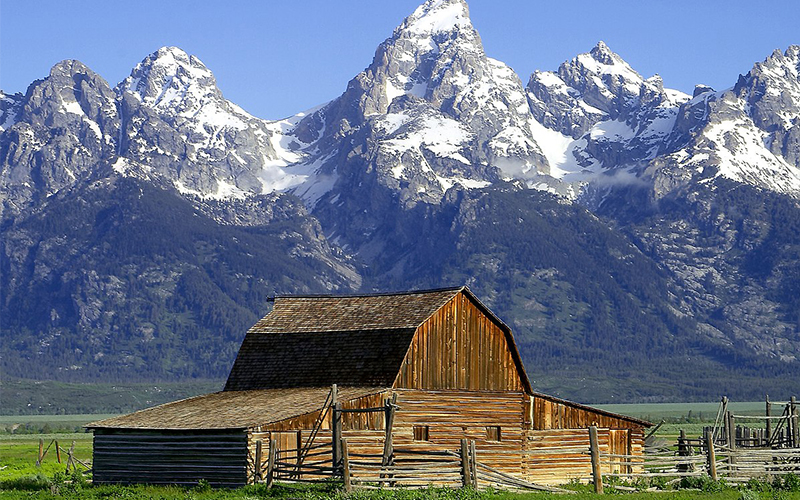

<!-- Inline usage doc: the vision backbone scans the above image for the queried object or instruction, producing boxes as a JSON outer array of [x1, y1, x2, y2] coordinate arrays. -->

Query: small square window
[[413, 425, 429, 441], [486, 426, 501, 442]]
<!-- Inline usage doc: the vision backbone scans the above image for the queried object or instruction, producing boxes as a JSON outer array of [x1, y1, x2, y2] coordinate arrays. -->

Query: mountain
[[2, 0, 800, 402]]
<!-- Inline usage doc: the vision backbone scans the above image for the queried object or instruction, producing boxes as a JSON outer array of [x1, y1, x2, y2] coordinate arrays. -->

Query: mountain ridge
[[2, 0, 800, 401]]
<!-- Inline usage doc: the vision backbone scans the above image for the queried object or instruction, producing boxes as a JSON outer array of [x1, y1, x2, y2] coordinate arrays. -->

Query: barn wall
[[92, 429, 248, 487], [391, 389, 527, 474], [530, 396, 646, 430], [395, 292, 524, 391], [522, 427, 645, 485]]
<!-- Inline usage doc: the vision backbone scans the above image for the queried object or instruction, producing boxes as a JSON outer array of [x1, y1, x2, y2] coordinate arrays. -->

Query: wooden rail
[[588, 429, 800, 492]]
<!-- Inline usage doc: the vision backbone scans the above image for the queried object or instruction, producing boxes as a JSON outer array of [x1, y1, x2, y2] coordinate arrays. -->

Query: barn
[[88, 286, 650, 487]]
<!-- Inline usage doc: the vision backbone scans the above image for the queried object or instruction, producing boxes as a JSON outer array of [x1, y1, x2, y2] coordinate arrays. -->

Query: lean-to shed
[[88, 286, 650, 486]]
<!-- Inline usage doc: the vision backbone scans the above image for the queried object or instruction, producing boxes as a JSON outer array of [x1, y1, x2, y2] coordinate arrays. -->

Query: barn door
[[273, 431, 302, 479], [609, 429, 631, 474]]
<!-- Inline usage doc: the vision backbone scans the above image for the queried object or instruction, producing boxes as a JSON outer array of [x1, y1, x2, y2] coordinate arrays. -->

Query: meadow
[[1, 402, 795, 499]]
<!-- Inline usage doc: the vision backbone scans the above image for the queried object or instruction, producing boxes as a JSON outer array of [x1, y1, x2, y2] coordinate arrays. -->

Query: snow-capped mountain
[[287, 0, 548, 211], [115, 47, 295, 201], [3, 0, 800, 401], [0, 61, 119, 217], [646, 46, 800, 198], [525, 41, 691, 192]]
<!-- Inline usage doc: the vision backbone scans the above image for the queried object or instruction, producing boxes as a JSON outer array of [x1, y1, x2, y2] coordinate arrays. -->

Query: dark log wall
[[92, 429, 248, 487], [395, 292, 524, 391]]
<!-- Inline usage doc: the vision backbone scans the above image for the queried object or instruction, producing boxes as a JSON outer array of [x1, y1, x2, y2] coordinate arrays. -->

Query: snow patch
[[406, 0, 471, 35]]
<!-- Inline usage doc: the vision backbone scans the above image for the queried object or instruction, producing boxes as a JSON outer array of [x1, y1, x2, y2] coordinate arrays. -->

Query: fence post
[[266, 438, 276, 488], [727, 413, 737, 467], [380, 393, 397, 487], [766, 395, 772, 447], [792, 397, 799, 448], [255, 439, 263, 482], [65, 441, 75, 473], [37, 438, 43, 466], [469, 440, 478, 489], [706, 434, 717, 481], [460, 438, 471, 488], [589, 425, 603, 494], [55, 440, 61, 464], [342, 438, 351, 492]]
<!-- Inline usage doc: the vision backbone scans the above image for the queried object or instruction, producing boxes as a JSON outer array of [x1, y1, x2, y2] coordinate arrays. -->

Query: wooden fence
[[344, 438, 569, 493], [587, 425, 800, 493]]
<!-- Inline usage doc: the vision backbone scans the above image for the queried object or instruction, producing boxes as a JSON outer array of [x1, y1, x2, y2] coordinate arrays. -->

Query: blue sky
[[2, 1, 798, 120]]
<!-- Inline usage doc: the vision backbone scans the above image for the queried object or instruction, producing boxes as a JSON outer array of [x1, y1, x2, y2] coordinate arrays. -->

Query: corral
[[87, 286, 650, 488]]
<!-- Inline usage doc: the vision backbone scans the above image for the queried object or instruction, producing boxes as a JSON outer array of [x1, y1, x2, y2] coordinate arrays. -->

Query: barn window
[[413, 425, 429, 441], [486, 426, 501, 442]]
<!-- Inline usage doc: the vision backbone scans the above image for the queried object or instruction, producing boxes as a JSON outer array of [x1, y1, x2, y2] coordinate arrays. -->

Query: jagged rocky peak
[[647, 45, 800, 200], [401, 0, 473, 35], [735, 45, 800, 134], [527, 41, 687, 138], [0, 59, 120, 218], [118, 46, 218, 111], [305, 0, 547, 204], [23, 60, 119, 131], [0, 91, 25, 132], [112, 46, 286, 203]]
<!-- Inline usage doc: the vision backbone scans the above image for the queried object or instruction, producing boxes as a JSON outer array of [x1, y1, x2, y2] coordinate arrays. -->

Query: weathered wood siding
[[391, 389, 526, 474], [530, 395, 645, 430], [395, 292, 524, 391], [92, 429, 248, 487], [522, 427, 645, 485]]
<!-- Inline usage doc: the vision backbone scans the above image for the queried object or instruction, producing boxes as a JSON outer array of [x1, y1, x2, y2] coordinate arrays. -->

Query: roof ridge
[[270, 285, 465, 301]]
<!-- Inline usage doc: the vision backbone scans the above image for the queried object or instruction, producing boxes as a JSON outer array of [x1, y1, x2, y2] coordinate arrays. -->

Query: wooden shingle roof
[[248, 287, 462, 333], [224, 287, 465, 391], [87, 387, 386, 430]]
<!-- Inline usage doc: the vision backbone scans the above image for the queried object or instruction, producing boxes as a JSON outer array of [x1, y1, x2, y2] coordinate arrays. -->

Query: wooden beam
[[332, 402, 342, 473], [766, 395, 772, 446], [469, 439, 478, 489]]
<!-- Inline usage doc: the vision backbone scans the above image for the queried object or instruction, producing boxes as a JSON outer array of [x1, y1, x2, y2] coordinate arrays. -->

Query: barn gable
[[395, 289, 529, 392]]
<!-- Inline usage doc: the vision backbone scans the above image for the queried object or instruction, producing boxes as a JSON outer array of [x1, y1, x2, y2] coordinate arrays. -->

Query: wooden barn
[[88, 286, 650, 487]]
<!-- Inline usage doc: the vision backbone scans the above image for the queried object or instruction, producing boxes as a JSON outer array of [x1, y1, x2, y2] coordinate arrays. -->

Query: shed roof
[[87, 387, 386, 430]]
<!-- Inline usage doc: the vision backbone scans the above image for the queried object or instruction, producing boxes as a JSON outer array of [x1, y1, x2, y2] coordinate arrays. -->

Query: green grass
[[0, 434, 93, 482], [595, 401, 776, 422], [0, 482, 798, 500]]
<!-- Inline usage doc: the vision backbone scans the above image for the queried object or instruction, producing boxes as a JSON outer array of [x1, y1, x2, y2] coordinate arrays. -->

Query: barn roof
[[86, 387, 386, 430], [248, 287, 462, 333], [225, 286, 514, 391]]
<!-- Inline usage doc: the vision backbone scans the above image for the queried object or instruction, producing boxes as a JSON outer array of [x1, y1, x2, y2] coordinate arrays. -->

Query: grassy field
[[0, 415, 119, 435], [0, 433, 93, 482], [595, 401, 774, 422], [2, 378, 223, 416]]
